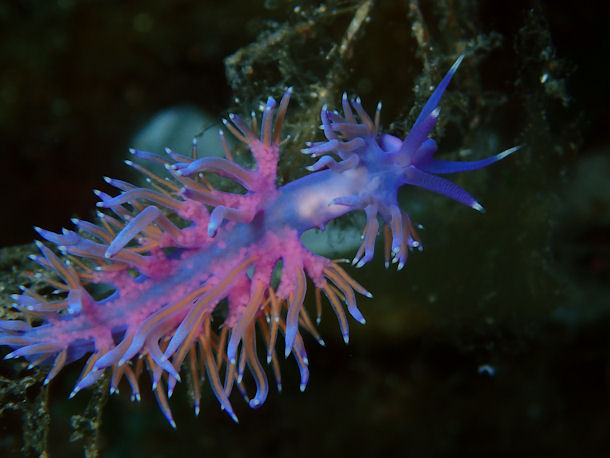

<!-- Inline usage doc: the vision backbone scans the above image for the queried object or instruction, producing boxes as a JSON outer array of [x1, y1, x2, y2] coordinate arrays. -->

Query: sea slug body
[[0, 55, 518, 427]]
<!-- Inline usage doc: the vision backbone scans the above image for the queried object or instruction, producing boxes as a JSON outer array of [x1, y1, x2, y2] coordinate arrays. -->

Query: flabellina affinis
[[0, 55, 518, 427]]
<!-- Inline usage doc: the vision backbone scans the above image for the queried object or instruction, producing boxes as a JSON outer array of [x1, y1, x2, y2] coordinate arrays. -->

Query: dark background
[[1, 1, 607, 246], [1, 1, 609, 457]]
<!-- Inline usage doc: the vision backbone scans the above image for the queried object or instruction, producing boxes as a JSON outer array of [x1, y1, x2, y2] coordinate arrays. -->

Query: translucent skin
[[0, 56, 517, 427]]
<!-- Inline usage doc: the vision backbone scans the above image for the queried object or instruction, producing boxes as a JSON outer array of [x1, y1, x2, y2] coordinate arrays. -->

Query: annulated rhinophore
[[0, 56, 518, 427]]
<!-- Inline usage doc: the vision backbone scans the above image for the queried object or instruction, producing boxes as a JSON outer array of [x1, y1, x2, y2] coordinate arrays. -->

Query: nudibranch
[[0, 55, 518, 427]]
